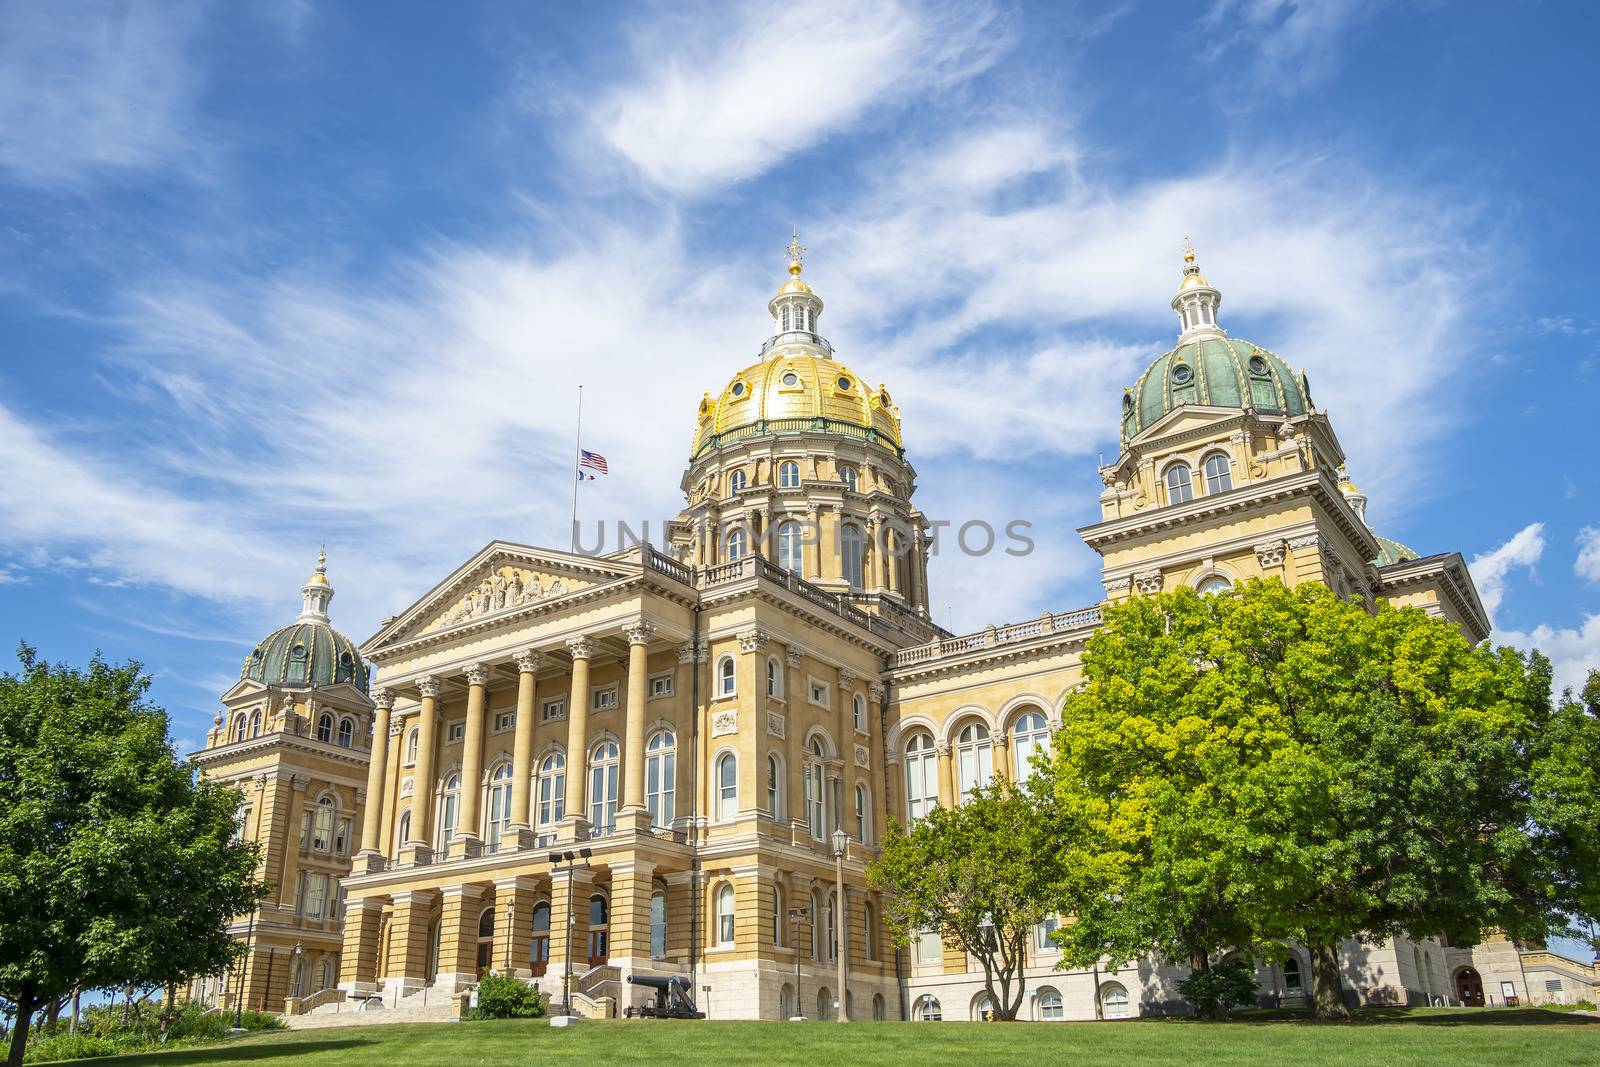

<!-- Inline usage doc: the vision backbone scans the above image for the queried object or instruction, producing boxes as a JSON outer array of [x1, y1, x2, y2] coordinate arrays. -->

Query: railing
[[1520, 950, 1600, 979], [693, 416, 903, 459], [643, 545, 693, 586], [283, 988, 345, 1016], [759, 330, 832, 356], [891, 605, 1103, 667]]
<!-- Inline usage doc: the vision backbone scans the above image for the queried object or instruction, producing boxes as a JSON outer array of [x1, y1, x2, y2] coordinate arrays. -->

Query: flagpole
[[570, 384, 583, 553]]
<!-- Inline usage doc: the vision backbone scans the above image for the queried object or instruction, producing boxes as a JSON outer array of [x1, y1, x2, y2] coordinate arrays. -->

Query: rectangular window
[[335, 817, 352, 857], [447, 721, 465, 743], [916, 930, 942, 966], [234, 807, 250, 843], [649, 672, 673, 699], [493, 710, 515, 733], [541, 698, 566, 723], [808, 679, 830, 708], [299, 811, 311, 849], [1036, 915, 1059, 951], [592, 684, 618, 711], [303, 873, 327, 919]]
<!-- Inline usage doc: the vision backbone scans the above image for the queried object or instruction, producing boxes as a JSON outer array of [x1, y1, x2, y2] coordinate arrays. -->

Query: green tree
[[0, 646, 265, 1066], [1040, 581, 1594, 1020], [869, 782, 1056, 1020]]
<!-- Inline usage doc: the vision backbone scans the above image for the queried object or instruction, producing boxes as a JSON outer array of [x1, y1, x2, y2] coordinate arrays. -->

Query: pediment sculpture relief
[[441, 566, 571, 628]]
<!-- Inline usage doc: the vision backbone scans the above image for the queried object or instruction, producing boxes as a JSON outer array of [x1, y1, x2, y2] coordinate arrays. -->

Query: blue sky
[[2, 0, 1598, 762]]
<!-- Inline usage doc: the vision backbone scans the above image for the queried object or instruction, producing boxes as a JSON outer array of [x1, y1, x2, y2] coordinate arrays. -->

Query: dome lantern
[[242, 551, 369, 694], [1172, 237, 1225, 345], [299, 548, 334, 623], [766, 228, 828, 355]]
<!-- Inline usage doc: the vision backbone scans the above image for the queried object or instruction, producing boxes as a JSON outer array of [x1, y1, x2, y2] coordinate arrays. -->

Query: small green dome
[[1122, 337, 1312, 439], [1372, 535, 1421, 568], [241, 620, 368, 694]]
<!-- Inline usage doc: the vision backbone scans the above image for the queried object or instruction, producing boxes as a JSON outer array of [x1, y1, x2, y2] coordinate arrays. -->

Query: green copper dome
[[241, 620, 369, 694], [1372, 535, 1421, 568], [1121, 337, 1312, 439]]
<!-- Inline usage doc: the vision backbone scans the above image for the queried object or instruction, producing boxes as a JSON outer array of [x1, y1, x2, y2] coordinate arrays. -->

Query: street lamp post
[[548, 847, 593, 1018], [504, 898, 515, 974], [291, 941, 303, 1001], [831, 828, 848, 1023], [787, 906, 809, 1020]]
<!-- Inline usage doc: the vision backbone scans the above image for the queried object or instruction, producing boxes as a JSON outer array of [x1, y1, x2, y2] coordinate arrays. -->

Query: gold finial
[[786, 226, 806, 276], [1182, 235, 1197, 269]]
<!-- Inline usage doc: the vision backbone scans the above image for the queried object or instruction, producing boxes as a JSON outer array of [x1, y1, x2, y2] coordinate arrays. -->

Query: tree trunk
[[1188, 951, 1229, 1020], [45, 996, 62, 1028], [69, 988, 80, 1035], [8, 992, 35, 1067], [1308, 942, 1350, 1020], [160, 981, 176, 1040]]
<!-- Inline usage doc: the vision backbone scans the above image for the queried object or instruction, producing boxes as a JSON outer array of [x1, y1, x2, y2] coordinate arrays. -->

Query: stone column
[[495, 875, 540, 979], [339, 896, 386, 989], [736, 628, 768, 818], [386, 889, 437, 994], [935, 741, 954, 809], [435, 883, 487, 992], [278, 773, 308, 910], [562, 637, 594, 833], [408, 677, 442, 855], [379, 716, 402, 856], [619, 621, 654, 829], [609, 860, 656, 978], [804, 504, 822, 582], [357, 690, 395, 868], [991, 735, 1010, 783], [455, 663, 490, 858], [786, 645, 807, 839], [506, 650, 541, 846], [870, 518, 888, 591], [547, 866, 594, 999]]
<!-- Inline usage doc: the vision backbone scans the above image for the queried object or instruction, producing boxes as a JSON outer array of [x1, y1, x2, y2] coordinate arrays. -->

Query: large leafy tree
[[869, 782, 1056, 1020], [1041, 580, 1596, 1020], [0, 646, 264, 1066]]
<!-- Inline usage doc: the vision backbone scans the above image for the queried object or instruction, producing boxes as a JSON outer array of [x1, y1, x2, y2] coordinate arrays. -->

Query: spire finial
[[1182, 235, 1199, 273], [786, 227, 806, 276], [317, 544, 327, 573]]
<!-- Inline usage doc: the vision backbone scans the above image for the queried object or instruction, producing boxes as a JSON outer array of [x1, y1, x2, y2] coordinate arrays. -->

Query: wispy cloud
[[1469, 522, 1545, 626], [1576, 526, 1600, 585], [585, 0, 1013, 196], [1204, 0, 1382, 92]]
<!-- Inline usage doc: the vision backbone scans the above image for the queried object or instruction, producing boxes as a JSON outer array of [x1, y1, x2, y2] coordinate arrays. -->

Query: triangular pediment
[[363, 541, 639, 652], [1128, 404, 1243, 446]]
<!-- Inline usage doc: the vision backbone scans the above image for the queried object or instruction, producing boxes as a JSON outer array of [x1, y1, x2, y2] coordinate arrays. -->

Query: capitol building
[[191, 241, 1597, 1021]]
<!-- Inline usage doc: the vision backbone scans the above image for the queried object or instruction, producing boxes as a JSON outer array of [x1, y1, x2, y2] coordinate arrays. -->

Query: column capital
[[934, 740, 951, 757], [737, 627, 770, 653], [439, 883, 487, 902], [373, 688, 396, 710], [623, 620, 655, 646], [837, 668, 857, 690], [566, 636, 595, 661], [418, 675, 442, 698], [676, 642, 703, 665], [785, 644, 806, 668], [868, 681, 885, 704], [514, 648, 542, 674], [465, 662, 491, 687]]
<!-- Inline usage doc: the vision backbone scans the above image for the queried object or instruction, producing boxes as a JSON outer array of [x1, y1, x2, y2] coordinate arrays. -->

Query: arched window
[[405, 728, 419, 765], [1165, 463, 1194, 504], [852, 692, 867, 733], [249, 711, 263, 738], [1283, 954, 1303, 992], [646, 730, 676, 826], [854, 782, 869, 842], [716, 883, 736, 945], [537, 752, 565, 826], [806, 738, 826, 840], [395, 809, 411, 853], [716, 655, 736, 697], [1011, 710, 1049, 779], [975, 993, 996, 1021], [915, 994, 942, 1021], [438, 774, 460, 848], [905, 733, 938, 823], [766, 656, 783, 699], [716, 752, 738, 820], [486, 763, 514, 843], [1038, 988, 1064, 1020], [1196, 575, 1232, 595], [531, 901, 550, 974], [729, 469, 747, 494], [1101, 981, 1130, 1018], [336, 717, 354, 748], [292, 958, 308, 999], [1203, 452, 1233, 494], [841, 524, 864, 587], [589, 741, 619, 831], [873, 993, 885, 1021], [317, 959, 333, 992], [818, 986, 832, 1021], [231, 713, 246, 742], [587, 894, 609, 963], [726, 527, 746, 561], [780, 983, 794, 1020], [863, 901, 877, 961], [312, 795, 335, 851], [766, 753, 783, 820], [650, 888, 668, 959], [781, 305, 793, 332], [956, 721, 993, 796], [840, 466, 858, 493], [779, 460, 801, 489], [777, 521, 804, 574]]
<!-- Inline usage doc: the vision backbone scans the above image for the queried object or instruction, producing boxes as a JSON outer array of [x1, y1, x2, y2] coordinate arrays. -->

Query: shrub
[[24, 1033, 124, 1063], [470, 972, 544, 1019], [1176, 957, 1260, 1020]]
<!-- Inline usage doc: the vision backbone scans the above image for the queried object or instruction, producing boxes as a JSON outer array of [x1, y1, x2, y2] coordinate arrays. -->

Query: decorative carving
[[400, 775, 415, 799], [1133, 569, 1164, 595], [868, 681, 885, 704], [624, 621, 654, 646], [1286, 533, 1320, 551], [1253, 539, 1287, 568], [676, 643, 701, 665], [389, 718, 404, 737], [442, 567, 569, 627], [767, 712, 786, 739], [934, 740, 951, 757], [514, 649, 541, 673], [838, 668, 857, 690], [373, 688, 396, 710], [737, 627, 770, 653], [853, 744, 870, 768], [1103, 576, 1132, 594], [711, 710, 739, 737], [785, 644, 805, 669], [566, 636, 595, 661], [417, 676, 442, 698], [465, 662, 490, 687]]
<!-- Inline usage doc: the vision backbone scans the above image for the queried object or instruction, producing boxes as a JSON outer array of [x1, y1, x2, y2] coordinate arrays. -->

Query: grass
[[30, 1007, 1600, 1067]]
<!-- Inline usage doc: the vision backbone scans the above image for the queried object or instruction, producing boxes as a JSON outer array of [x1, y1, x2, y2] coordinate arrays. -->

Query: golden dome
[[693, 352, 902, 456], [305, 549, 330, 587], [1177, 238, 1211, 291]]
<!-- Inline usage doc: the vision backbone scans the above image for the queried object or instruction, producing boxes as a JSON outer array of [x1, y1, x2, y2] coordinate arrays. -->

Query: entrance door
[[586, 893, 609, 966], [476, 907, 495, 977], [1456, 968, 1484, 1006]]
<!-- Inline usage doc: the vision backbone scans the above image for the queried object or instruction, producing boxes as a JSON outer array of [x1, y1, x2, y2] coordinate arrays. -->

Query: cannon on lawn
[[623, 974, 705, 1019]]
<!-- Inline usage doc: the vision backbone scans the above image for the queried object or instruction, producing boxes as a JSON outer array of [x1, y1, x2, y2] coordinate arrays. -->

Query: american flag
[[579, 449, 609, 475]]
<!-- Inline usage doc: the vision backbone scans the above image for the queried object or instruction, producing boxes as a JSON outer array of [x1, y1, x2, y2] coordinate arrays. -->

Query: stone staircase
[[283, 986, 459, 1030]]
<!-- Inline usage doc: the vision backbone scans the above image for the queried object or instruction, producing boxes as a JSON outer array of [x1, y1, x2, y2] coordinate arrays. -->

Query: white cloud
[[1205, 0, 1380, 91], [587, 0, 1012, 196], [1468, 522, 1545, 626], [1575, 526, 1600, 585], [0, 2, 208, 187], [1498, 615, 1600, 704]]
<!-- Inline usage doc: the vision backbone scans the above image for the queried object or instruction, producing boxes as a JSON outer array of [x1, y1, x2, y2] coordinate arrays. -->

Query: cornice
[[191, 731, 375, 773]]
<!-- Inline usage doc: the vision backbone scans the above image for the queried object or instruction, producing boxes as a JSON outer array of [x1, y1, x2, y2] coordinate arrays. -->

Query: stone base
[[500, 825, 540, 852], [449, 834, 484, 860], [550, 1015, 581, 1028], [396, 842, 433, 867], [353, 850, 387, 875]]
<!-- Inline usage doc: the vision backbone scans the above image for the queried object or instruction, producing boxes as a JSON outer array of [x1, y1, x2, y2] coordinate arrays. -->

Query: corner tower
[[670, 234, 931, 616]]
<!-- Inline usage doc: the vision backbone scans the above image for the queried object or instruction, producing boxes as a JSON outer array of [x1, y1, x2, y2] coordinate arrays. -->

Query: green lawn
[[36, 1009, 1600, 1067]]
